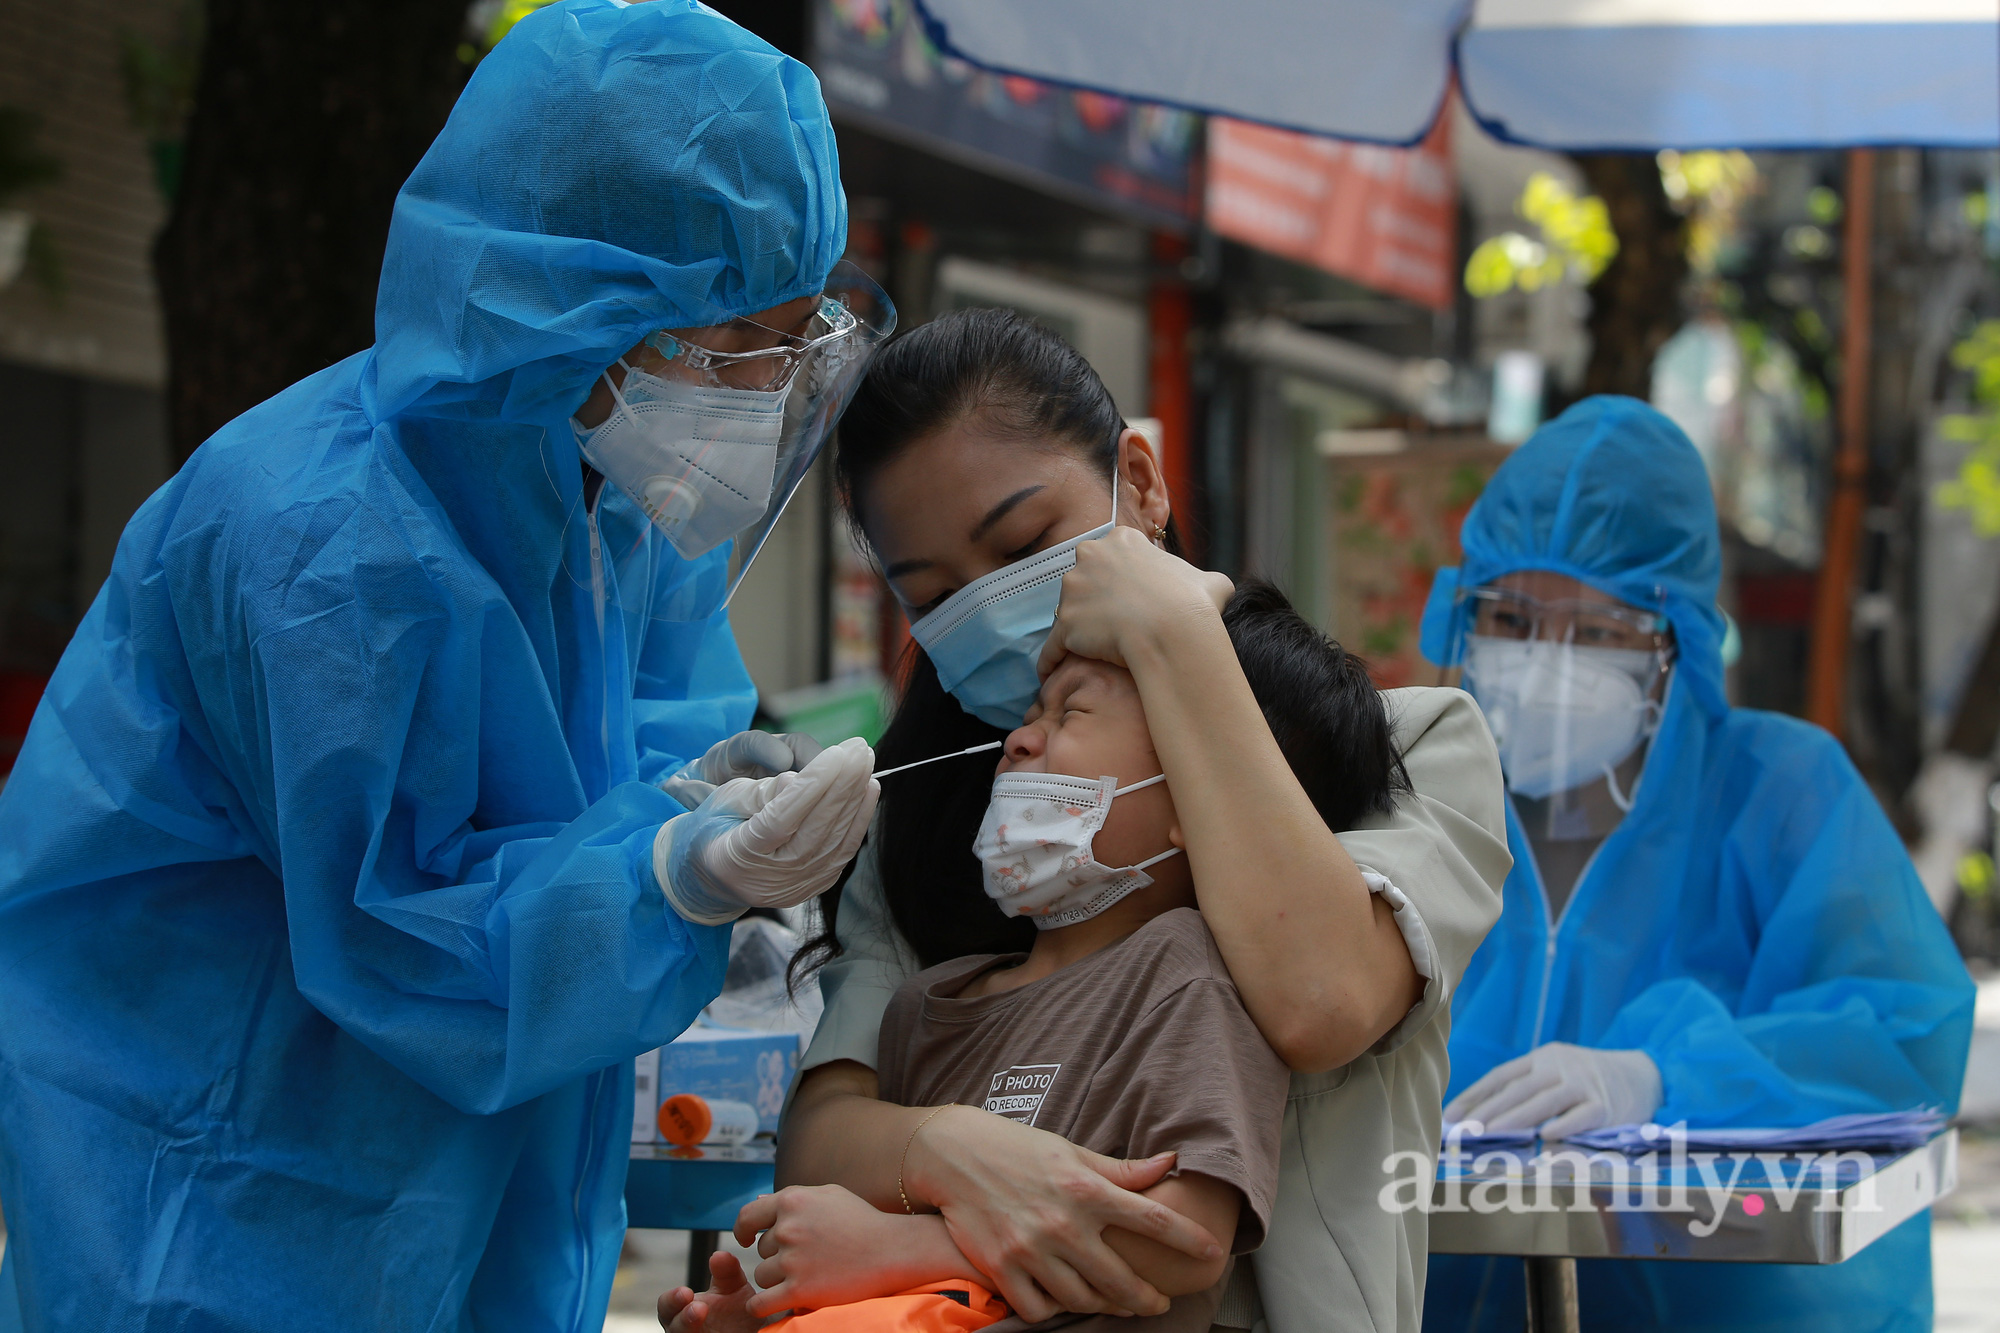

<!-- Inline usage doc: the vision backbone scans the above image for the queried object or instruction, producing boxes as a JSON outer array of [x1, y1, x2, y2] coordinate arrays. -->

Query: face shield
[[568, 260, 895, 621], [1454, 584, 1674, 836]]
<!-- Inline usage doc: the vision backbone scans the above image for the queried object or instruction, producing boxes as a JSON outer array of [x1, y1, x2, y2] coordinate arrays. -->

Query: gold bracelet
[[898, 1104, 953, 1215]]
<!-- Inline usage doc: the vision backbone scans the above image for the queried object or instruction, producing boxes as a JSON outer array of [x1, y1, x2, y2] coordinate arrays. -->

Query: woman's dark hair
[[832, 307, 1184, 555], [793, 574, 1411, 982]]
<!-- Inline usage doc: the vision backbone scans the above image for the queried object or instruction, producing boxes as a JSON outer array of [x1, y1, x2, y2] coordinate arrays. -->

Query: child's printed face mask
[[973, 771, 1181, 930]]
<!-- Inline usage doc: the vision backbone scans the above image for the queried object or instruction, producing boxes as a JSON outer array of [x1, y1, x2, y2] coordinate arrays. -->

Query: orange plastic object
[[657, 1093, 713, 1147], [765, 1281, 1007, 1332]]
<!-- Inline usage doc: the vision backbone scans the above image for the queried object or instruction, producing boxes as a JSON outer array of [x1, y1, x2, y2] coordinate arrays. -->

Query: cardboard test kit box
[[631, 1024, 800, 1164]]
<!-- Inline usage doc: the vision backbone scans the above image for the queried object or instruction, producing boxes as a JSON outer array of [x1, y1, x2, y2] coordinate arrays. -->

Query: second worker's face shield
[[570, 260, 895, 621], [1454, 581, 1675, 832]]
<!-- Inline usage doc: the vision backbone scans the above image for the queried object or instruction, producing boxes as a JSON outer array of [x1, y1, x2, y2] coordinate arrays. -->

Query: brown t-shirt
[[877, 908, 1291, 1333]]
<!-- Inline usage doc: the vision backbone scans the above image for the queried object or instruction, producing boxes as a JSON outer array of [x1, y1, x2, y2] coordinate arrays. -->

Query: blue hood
[[1422, 394, 1729, 715], [365, 0, 847, 429]]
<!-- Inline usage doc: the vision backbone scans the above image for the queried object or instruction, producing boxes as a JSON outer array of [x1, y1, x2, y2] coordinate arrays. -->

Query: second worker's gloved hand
[[662, 730, 826, 810], [654, 738, 879, 925], [1444, 1042, 1662, 1140]]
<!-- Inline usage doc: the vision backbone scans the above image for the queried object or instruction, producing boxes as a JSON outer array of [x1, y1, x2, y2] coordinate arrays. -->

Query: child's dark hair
[[794, 579, 1409, 981], [1224, 578, 1409, 834], [831, 307, 1185, 556]]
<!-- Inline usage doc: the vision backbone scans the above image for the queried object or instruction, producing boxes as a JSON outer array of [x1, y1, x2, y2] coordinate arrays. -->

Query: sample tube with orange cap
[[657, 1094, 760, 1148]]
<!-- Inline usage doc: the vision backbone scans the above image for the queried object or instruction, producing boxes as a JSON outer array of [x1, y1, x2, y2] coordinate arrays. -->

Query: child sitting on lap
[[661, 581, 1407, 1333]]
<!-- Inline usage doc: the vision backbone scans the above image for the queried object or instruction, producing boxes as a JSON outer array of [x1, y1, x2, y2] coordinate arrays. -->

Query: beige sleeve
[[1338, 686, 1511, 1055], [797, 823, 922, 1074]]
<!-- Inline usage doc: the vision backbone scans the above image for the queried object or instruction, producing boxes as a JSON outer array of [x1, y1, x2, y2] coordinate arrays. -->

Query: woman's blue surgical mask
[[908, 479, 1118, 729]]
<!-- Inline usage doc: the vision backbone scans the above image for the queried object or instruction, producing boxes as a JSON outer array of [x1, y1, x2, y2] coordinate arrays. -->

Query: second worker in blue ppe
[[1420, 397, 1976, 1333], [0, 4, 890, 1330]]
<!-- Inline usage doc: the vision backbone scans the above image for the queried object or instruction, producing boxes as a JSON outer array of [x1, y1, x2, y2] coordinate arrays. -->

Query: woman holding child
[[663, 310, 1512, 1333]]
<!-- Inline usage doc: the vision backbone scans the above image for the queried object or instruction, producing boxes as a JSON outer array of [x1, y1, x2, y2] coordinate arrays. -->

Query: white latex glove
[[662, 730, 826, 810], [1444, 1042, 1662, 1140], [653, 737, 879, 925]]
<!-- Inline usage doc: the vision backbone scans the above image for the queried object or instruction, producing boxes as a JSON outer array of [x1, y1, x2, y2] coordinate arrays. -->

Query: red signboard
[[1206, 111, 1456, 310]]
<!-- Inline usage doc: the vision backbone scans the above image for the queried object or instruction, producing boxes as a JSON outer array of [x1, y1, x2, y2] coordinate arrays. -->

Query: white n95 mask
[[1462, 637, 1664, 803], [577, 362, 788, 560], [973, 771, 1181, 929]]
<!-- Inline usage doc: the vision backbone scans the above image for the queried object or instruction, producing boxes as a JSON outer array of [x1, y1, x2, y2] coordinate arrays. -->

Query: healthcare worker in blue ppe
[[1419, 397, 1975, 1333], [0, 4, 893, 1330]]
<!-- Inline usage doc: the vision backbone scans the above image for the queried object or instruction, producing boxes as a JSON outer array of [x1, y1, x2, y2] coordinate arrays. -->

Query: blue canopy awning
[[911, 0, 2000, 149], [905, 0, 1459, 146]]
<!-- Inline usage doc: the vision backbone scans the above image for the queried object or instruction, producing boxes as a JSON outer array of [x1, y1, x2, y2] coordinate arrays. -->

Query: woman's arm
[[1101, 1173, 1236, 1298], [734, 1183, 989, 1317], [1041, 528, 1424, 1071], [734, 1172, 1231, 1319], [775, 1060, 922, 1211], [775, 836, 933, 1206], [780, 1068, 1221, 1321]]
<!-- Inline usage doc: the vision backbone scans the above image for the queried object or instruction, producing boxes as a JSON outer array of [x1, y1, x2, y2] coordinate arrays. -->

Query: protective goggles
[[1463, 586, 1670, 652], [1456, 585, 1674, 818], [640, 289, 867, 393], [566, 260, 896, 624]]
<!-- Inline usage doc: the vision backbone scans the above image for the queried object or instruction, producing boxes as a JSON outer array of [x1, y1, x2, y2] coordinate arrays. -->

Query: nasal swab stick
[[872, 741, 1003, 779]]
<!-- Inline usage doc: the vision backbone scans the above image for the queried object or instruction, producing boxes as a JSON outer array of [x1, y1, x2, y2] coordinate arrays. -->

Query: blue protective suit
[[1419, 398, 1975, 1333], [0, 4, 845, 1329]]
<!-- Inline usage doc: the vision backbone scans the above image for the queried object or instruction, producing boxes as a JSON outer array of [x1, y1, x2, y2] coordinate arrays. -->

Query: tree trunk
[[155, 0, 467, 463], [1575, 153, 1687, 400]]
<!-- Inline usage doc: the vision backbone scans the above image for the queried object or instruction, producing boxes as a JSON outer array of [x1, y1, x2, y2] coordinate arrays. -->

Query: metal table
[[1428, 1130, 1959, 1333]]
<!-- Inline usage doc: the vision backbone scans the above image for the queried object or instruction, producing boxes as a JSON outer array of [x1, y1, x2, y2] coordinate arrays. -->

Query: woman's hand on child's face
[[1037, 527, 1233, 679], [658, 1251, 761, 1333], [905, 1107, 1224, 1323]]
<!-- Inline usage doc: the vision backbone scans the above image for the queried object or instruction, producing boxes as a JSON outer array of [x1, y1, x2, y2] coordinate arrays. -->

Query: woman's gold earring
[[1152, 522, 1167, 543]]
